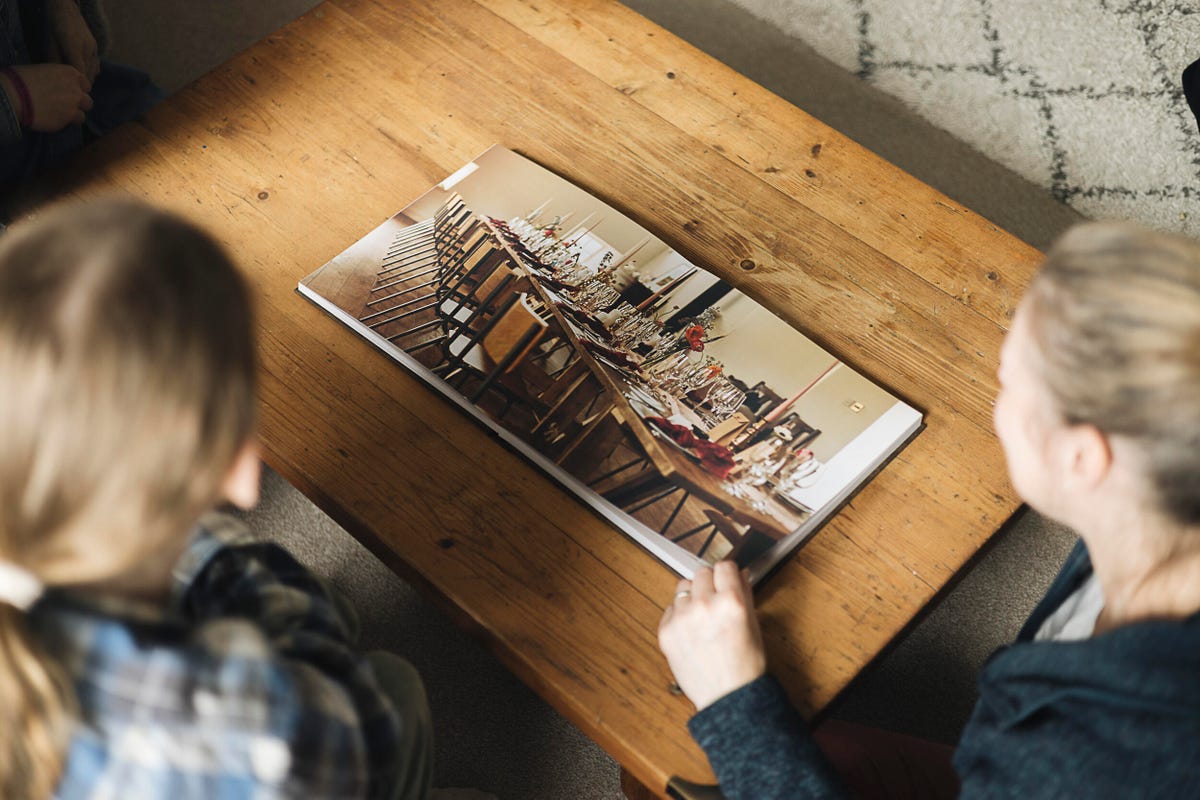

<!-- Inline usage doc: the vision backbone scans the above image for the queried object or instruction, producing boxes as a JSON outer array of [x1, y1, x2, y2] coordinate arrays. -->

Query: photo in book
[[298, 145, 922, 584]]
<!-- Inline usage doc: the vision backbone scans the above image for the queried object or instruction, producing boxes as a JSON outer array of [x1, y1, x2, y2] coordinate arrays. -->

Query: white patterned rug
[[729, 0, 1200, 237]]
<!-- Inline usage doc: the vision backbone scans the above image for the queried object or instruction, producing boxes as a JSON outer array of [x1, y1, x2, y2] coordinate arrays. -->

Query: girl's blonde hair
[[1027, 221, 1200, 525], [0, 201, 257, 799]]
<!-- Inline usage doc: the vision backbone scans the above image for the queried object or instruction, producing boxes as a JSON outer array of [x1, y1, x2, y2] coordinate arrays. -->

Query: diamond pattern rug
[[728, 0, 1200, 237]]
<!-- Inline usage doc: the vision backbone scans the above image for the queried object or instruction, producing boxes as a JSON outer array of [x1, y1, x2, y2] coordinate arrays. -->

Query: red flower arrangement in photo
[[641, 321, 726, 369], [644, 416, 737, 478]]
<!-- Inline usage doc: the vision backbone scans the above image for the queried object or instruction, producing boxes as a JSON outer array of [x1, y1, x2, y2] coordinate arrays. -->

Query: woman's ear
[[1062, 423, 1113, 492], [220, 439, 261, 510]]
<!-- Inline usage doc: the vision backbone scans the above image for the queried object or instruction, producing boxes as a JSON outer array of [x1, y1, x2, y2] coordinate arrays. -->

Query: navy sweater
[[688, 541, 1200, 798]]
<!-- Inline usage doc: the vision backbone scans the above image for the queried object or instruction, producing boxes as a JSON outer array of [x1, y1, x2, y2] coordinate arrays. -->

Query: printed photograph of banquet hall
[[300, 146, 915, 570]]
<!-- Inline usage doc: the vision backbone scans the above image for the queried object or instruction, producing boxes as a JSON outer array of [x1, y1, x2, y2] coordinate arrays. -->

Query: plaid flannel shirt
[[30, 513, 403, 799]]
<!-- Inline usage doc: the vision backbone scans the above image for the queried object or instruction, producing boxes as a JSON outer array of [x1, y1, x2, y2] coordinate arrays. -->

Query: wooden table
[[9, 0, 1043, 795]]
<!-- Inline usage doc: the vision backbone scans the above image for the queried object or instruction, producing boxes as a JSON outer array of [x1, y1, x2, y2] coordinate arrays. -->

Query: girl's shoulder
[[35, 596, 372, 799]]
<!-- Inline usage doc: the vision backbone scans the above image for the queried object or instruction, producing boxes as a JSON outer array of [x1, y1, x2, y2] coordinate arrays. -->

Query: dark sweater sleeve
[[78, 0, 110, 55], [0, 82, 20, 146], [688, 675, 850, 800]]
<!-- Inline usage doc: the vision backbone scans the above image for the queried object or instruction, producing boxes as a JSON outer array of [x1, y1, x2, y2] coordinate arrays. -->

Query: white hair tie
[[0, 561, 44, 611]]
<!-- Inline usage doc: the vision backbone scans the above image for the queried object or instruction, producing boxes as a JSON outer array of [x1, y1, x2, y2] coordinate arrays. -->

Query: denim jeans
[[321, 578, 435, 800], [367, 651, 436, 800], [1185, 58, 1200, 135]]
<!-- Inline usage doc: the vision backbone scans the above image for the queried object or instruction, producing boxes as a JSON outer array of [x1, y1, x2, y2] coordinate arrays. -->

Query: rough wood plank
[[475, 0, 1041, 329]]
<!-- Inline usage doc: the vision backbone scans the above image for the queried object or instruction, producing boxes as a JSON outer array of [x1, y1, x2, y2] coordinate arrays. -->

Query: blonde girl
[[0, 202, 431, 799]]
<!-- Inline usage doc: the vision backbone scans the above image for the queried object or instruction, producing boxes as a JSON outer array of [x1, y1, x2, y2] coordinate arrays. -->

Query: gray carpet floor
[[103, 1, 1083, 797]]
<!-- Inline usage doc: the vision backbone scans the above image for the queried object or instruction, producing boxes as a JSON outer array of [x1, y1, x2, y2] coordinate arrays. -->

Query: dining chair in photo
[[688, 510, 775, 564], [369, 251, 512, 368], [357, 201, 477, 321], [587, 425, 766, 561], [510, 294, 578, 375], [597, 442, 706, 540], [373, 231, 437, 288], [361, 218, 509, 351], [374, 194, 462, 286], [430, 221, 487, 286], [434, 193, 465, 230], [432, 255, 534, 367], [436, 213, 486, 267], [434, 199, 472, 246], [528, 362, 617, 465], [437, 241, 509, 309], [389, 192, 458, 254], [529, 356, 591, 409], [441, 293, 555, 419], [356, 226, 456, 333], [659, 508, 739, 561]]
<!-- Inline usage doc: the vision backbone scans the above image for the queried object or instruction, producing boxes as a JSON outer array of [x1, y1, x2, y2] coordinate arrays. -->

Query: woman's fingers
[[656, 561, 769, 710], [712, 560, 743, 595], [690, 566, 715, 601], [658, 601, 675, 631]]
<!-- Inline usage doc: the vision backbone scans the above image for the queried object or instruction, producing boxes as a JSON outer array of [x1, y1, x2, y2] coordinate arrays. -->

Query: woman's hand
[[658, 561, 767, 711], [6, 64, 93, 132], [48, 0, 100, 84]]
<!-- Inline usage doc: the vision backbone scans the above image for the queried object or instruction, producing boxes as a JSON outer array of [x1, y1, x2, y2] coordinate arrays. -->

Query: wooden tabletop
[[10, 0, 1044, 794]]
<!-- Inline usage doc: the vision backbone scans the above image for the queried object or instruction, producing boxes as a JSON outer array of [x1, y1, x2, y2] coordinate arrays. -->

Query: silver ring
[[674, 590, 692, 601]]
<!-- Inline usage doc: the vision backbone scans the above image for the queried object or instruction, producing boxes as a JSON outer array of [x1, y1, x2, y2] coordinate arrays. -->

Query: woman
[[658, 221, 1200, 798]]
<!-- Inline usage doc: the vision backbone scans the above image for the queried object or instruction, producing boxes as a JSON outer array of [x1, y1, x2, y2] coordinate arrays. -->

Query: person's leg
[[83, 60, 165, 139], [811, 718, 959, 800], [1184, 58, 1200, 135], [366, 651, 435, 800]]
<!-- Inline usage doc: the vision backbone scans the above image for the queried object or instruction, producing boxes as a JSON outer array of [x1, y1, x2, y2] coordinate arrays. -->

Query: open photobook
[[298, 145, 922, 584]]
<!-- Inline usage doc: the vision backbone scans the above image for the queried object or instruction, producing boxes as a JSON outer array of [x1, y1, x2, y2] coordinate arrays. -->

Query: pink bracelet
[[0, 67, 33, 129]]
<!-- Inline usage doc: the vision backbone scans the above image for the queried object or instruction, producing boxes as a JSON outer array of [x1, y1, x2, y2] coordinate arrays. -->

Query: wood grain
[[11, 1, 1042, 795]]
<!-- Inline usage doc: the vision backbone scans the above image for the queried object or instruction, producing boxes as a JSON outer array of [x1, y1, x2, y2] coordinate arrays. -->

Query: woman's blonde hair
[[1027, 221, 1200, 525], [0, 201, 257, 799]]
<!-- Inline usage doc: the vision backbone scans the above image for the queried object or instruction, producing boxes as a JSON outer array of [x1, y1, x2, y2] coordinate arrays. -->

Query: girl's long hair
[[0, 201, 257, 799]]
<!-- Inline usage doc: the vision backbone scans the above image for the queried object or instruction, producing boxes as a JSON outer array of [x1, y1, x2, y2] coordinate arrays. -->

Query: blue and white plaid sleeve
[[46, 513, 405, 799]]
